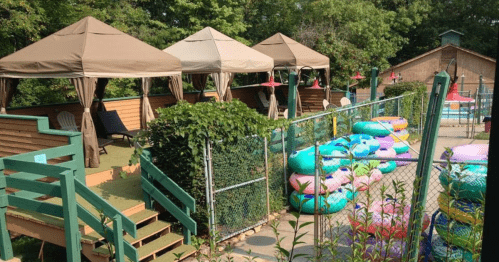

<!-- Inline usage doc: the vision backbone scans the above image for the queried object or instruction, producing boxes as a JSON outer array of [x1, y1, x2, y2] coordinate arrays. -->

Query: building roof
[[439, 30, 464, 36], [381, 44, 496, 75]]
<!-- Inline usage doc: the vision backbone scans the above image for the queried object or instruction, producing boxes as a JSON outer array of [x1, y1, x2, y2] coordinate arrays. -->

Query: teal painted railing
[[140, 148, 197, 244], [0, 115, 138, 262]]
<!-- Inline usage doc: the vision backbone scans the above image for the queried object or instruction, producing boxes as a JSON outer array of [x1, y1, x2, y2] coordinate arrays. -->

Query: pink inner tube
[[395, 152, 412, 166], [440, 144, 488, 162], [348, 200, 430, 239], [334, 167, 355, 184], [353, 169, 383, 191], [375, 148, 396, 158], [289, 173, 342, 194], [375, 135, 395, 149]]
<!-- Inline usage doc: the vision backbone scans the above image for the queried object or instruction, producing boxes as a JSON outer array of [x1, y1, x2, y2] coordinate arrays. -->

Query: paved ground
[[228, 125, 488, 261]]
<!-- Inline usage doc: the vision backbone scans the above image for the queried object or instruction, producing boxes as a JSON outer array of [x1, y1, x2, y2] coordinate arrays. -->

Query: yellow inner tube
[[437, 193, 483, 225], [371, 116, 408, 131], [390, 132, 409, 142]]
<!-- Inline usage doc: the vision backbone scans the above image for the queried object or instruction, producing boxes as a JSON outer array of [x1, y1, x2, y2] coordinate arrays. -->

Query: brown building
[[357, 30, 496, 96]]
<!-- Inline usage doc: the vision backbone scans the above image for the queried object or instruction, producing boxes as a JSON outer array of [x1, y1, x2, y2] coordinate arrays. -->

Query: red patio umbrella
[[351, 71, 365, 80]]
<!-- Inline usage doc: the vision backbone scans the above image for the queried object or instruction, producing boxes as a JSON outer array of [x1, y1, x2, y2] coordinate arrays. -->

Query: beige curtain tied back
[[71, 77, 100, 168], [0, 78, 18, 114], [212, 72, 234, 102], [168, 74, 183, 101], [268, 87, 279, 120], [141, 77, 155, 129]]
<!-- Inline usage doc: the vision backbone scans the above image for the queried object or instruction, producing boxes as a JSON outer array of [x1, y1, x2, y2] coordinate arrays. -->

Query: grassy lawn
[[474, 131, 490, 140]]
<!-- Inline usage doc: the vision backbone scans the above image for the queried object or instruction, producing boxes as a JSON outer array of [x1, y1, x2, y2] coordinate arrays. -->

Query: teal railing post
[[405, 71, 450, 261], [182, 204, 191, 245], [0, 160, 14, 261], [113, 215, 125, 262], [287, 71, 298, 156], [68, 133, 86, 184], [371, 67, 379, 118], [60, 171, 81, 262], [140, 149, 154, 209]]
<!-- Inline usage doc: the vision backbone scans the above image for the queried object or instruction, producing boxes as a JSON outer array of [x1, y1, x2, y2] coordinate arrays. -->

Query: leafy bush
[[384, 81, 426, 98], [384, 82, 428, 127], [135, 100, 287, 228]]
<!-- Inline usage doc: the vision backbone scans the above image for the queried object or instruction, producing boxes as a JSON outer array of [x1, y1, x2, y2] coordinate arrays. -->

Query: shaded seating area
[[97, 110, 140, 147], [0, 16, 182, 168]]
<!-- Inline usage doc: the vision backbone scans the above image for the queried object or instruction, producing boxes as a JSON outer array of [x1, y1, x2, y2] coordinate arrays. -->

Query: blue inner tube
[[349, 134, 380, 153], [431, 236, 477, 262], [393, 142, 410, 154], [439, 164, 487, 202], [289, 148, 348, 175], [353, 121, 394, 137], [435, 213, 481, 251], [289, 190, 348, 214], [378, 161, 397, 174]]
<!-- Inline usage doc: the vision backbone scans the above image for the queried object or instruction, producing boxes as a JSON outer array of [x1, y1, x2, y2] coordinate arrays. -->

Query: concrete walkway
[[228, 125, 488, 261]]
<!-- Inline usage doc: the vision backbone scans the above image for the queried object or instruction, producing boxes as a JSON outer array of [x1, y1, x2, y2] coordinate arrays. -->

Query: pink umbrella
[[351, 71, 365, 80], [261, 76, 282, 87]]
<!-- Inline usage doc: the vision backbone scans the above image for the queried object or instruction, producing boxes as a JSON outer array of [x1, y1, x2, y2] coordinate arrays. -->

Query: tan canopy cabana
[[253, 33, 331, 118], [0, 16, 182, 168], [164, 27, 273, 102]]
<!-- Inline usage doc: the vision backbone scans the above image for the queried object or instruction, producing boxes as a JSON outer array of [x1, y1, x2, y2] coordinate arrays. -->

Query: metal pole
[[281, 126, 288, 199], [264, 137, 271, 221], [313, 141, 320, 258], [478, 75, 483, 124], [287, 72, 298, 156], [397, 97, 401, 117], [204, 138, 212, 229], [371, 67, 379, 118], [467, 102, 471, 138], [207, 141, 216, 236], [346, 81, 350, 100], [460, 73, 465, 93]]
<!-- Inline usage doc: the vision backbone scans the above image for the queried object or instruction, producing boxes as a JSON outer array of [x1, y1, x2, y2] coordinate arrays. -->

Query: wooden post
[[0, 160, 13, 261], [113, 215, 125, 262], [405, 71, 450, 261], [182, 205, 191, 245], [371, 67, 379, 118], [287, 71, 298, 156], [60, 171, 81, 262]]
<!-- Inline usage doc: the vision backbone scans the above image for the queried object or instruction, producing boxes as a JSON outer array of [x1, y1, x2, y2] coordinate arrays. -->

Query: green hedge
[[133, 100, 287, 231], [384, 82, 428, 127]]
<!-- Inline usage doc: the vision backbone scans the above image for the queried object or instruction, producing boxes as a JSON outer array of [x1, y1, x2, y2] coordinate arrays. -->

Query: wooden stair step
[[152, 244, 197, 262], [82, 209, 159, 243], [124, 220, 171, 244], [94, 233, 183, 260]]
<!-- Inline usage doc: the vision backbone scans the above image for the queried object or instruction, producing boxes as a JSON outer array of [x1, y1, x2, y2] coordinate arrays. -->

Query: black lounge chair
[[97, 110, 140, 147]]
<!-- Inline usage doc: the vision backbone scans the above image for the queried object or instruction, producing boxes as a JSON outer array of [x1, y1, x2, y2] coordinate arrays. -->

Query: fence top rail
[[291, 92, 415, 124], [319, 154, 487, 165]]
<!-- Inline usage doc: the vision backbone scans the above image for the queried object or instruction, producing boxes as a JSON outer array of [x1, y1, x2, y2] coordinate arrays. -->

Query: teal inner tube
[[353, 121, 394, 137], [289, 190, 348, 214], [393, 142, 410, 154], [348, 134, 380, 153], [435, 213, 481, 251], [431, 235, 478, 262], [378, 161, 397, 174], [340, 184, 359, 200], [439, 164, 487, 202], [289, 148, 348, 175]]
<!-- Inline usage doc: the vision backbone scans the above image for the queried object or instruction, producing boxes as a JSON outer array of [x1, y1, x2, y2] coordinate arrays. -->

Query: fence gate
[[205, 136, 269, 241]]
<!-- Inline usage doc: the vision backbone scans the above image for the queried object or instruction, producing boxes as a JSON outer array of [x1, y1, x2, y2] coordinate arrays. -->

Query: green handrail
[[140, 148, 197, 244]]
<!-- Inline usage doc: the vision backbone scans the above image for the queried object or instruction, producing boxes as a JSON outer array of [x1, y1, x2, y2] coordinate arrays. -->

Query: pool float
[[395, 152, 412, 166], [371, 117, 408, 131], [392, 141, 410, 154], [346, 230, 429, 259], [440, 144, 488, 163], [375, 147, 396, 158], [439, 164, 487, 202], [353, 169, 383, 191], [378, 161, 397, 174], [349, 134, 380, 153], [351, 143, 371, 157], [288, 148, 348, 175], [348, 200, 430, 239], [437, 193, 483, 225], [289, 190, 348, 214], [375, 135, 395, 149], [333, 167, 355, 184], [289, 173, 342, 194], [352, 121, 394, 137], [390, 129, 409, 142], [435, 213, 481, 251], [431, 235, 478, 262]]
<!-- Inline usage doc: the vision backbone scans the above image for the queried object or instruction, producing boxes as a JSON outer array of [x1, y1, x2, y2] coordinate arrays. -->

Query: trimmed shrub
[[384, 82, 428, 127]]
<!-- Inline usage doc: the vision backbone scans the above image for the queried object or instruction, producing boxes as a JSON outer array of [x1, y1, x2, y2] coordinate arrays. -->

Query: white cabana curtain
[[211, 72, 234, 102], [70, 77, 100, 168], [141, 77, 155, 129]]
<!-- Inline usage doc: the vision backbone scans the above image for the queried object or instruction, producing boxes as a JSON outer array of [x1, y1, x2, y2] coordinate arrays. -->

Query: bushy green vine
[[384, 81, 428, 127], [132, 100, 288, 229]]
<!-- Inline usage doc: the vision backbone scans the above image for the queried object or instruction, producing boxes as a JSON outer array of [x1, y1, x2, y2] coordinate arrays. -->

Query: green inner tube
[[378, 161, 397, 174], [353, 121, 394, 137], [289, 190, 348, 214], [431, 235, 478, 262], [435, 213, 482, 251], [393, 142, 410, 154], [439, 164, 487, 202]]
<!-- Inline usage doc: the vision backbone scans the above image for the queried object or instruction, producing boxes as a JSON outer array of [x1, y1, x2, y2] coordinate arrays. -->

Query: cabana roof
[[163, 27, 273, 74], [0, 16, 182, 78], [252, 33, 329, 70]]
